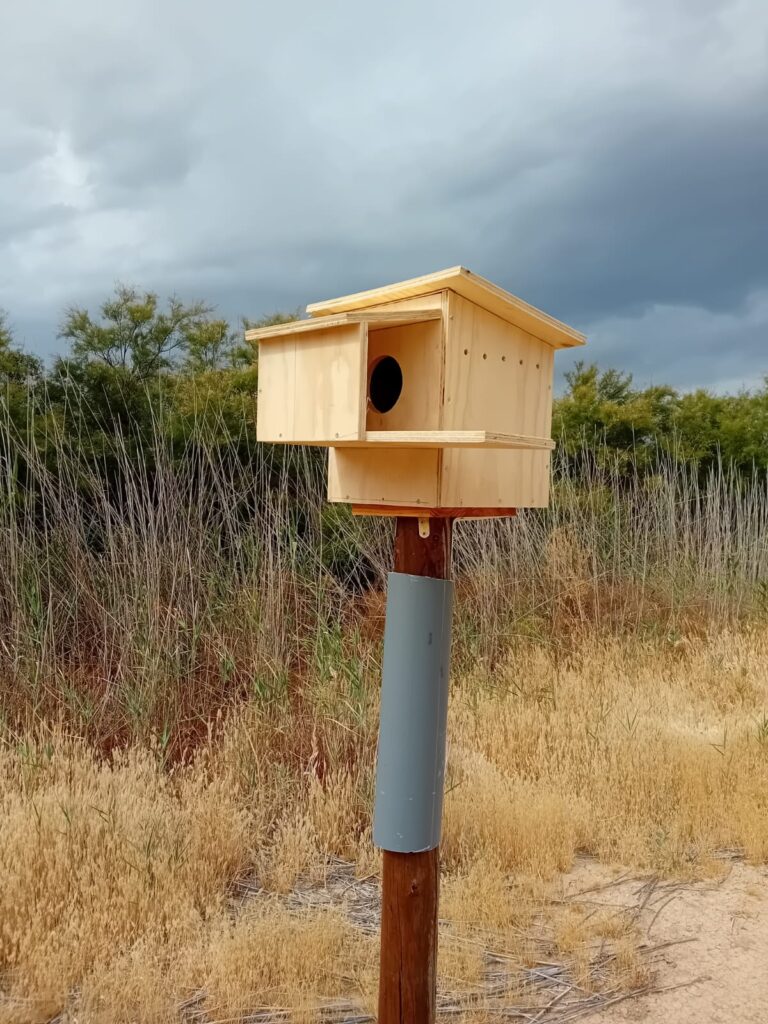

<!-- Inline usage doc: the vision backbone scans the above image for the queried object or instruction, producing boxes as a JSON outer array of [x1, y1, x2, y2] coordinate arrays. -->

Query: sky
[[1, 0, 767, 391]]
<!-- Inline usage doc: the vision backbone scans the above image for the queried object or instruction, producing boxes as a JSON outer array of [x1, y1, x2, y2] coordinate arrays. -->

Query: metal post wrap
[[373, 571, 454, 853]]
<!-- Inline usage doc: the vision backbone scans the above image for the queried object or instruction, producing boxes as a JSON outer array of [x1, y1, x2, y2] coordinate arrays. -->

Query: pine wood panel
[[442, 292, 553, 435], [438, 292, 553, 508], [328, 448, 439, 506], [256, 323, 366, 443], [352, 505, 517, 518], [313, 291, 445, 318], [246, 308, 439, 342], [440, 448, 551, 508], [308, 266, 585, 349], [330, 431, 554, 449], [366, 320, 442, 432], [255, 335, 296, 443]]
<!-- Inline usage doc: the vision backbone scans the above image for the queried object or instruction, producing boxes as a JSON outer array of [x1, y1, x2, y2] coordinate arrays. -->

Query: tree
[[59, 286, 212, 381], [181, 318, 239, 373], [553, 362, 677, 472], [0, 310, 43, 386], [0, 310, 43, 432]]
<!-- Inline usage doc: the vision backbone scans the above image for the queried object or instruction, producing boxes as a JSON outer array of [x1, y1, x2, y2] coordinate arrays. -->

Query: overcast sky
[[2, 0, 767, 390]]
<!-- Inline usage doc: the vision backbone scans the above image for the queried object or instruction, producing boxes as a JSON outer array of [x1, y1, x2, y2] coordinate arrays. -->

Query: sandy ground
[[566, 859, 768, 1024]]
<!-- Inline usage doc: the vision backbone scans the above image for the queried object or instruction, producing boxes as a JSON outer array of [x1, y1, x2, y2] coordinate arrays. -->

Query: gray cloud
[[0, 0, 766, 391]]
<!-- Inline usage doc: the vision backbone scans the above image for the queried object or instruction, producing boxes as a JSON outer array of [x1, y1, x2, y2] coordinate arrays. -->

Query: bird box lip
[[306, 266, 586, 350]]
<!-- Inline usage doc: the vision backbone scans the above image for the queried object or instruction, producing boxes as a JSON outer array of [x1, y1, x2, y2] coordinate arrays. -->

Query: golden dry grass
[[1, 625, 766, 1022]]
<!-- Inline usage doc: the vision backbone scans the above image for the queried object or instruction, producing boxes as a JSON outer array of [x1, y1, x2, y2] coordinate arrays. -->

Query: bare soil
[[569, 860, 768, 1024]]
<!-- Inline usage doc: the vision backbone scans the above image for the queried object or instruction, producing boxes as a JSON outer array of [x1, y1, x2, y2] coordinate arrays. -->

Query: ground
[[571, 860, 768, 1024]]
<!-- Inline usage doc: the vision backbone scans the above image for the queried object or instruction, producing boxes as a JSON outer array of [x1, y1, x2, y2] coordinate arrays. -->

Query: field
[[0, 421, 767, 1023]]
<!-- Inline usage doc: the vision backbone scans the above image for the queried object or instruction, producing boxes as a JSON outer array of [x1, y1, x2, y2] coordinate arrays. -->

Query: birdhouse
[[246, 267, 585, 513]]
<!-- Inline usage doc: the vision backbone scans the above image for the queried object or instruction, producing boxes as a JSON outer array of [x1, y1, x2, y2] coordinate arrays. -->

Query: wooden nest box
[[247, 267, 585, 515]]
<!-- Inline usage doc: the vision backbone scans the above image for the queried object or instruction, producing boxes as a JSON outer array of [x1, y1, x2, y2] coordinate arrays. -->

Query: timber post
[[376, 516, 452, 1024]]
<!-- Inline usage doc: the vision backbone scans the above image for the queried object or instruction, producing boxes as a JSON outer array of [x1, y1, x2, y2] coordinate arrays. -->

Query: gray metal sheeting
[[373, 571, 454, 853]]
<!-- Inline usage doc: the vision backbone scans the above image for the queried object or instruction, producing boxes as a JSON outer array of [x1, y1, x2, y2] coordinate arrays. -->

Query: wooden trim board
[[352, 505, 517, 519], [246, 309, 441, 342], [306, 267, 585, 349], [264, 431, 555, 449], [354, 431, 554, 449]]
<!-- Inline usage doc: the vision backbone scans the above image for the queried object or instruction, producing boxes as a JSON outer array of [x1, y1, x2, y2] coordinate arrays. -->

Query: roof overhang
[[307, 266, 586, 349]]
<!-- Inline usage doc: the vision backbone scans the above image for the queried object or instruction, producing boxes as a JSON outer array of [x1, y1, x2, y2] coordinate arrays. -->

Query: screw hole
[[519, 359, 523, 365], [463, 348, 468, 355], [482, 353, 487, 360]]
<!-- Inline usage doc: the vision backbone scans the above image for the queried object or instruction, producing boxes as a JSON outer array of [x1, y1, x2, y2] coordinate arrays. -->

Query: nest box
[[247, 267, 585, 514]]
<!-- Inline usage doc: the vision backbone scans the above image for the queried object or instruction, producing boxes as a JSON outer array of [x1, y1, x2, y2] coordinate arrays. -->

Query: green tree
[[181, 318, 239, 373], [553, 362, 677, 471], [675, 385, 768, 474], [0, 310, 43, 426], [0, 311, 42, 388], [59, 286, 212, 380]]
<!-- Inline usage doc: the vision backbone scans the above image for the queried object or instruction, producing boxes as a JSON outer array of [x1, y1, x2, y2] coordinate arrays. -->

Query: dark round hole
[[369, 355, 403, 414]]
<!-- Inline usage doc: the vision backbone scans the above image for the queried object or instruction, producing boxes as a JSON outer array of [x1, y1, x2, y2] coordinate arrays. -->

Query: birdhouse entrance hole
[[369, 355, 403, 414], [365, 317, 442, 433]]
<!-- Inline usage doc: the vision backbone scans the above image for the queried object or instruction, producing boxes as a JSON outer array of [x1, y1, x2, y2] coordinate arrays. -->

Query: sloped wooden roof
[[307, 266, 586, 349]]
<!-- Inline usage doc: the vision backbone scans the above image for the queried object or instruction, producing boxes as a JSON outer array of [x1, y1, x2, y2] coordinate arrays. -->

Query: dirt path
[[569, 861, 768, 1024]]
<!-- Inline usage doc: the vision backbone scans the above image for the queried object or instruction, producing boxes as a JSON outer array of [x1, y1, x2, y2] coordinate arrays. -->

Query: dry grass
[[0, 625, 766, 1021], [450, 626, 768, 871], [0, 413, 766, 1019], [0, 405, 766, 751]]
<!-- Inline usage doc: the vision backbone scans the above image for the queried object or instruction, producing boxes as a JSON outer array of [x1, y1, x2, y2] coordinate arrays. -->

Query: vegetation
[[0, 288, 766, 1021], [1, 289, 767, 491], [555, 362, 768, 476]]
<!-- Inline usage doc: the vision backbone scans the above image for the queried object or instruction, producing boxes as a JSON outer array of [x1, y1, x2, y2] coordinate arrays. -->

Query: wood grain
[[256, 323, 366, 444], [327, 447, 440, 506], [355, 431, 554, 450], [245, 308, 440, 342], [365, 320, 442, 433], [307, 266, 586, 349], [439, 290, 553, 508], [378, 848, 440, 1024], [352, 504, 517, 519]]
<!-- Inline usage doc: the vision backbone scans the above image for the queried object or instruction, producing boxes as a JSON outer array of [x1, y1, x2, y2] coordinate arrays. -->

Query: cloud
[[0, 0, 766, 390], [561, 289, 768, 393]]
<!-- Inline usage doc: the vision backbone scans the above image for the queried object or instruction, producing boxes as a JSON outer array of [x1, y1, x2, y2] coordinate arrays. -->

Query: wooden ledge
[[351, 505, 518, 519], [335, 431, 555, 450]]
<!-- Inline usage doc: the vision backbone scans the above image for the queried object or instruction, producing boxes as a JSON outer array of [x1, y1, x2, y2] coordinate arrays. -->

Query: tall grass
[[0, 393, 766, 748], [0, 391, 767, 1021]]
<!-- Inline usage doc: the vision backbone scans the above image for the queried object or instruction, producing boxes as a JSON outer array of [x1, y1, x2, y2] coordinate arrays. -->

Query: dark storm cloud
[[458, 92, 768, 323], [1, 0, 767, 390]]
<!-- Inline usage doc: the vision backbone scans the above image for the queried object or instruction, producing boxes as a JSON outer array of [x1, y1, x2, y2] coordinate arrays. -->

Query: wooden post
[[377, 515, 452, 1024]]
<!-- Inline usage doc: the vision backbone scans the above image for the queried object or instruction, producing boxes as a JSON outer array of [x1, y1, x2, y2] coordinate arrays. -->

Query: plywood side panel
[[256, 324, 365, 443], [439, 449, 550, 509], [443, 293, 553, 438], [328, 448, 440, 507], [366, 320, 442, 431], [256, 337, 296, 442]]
